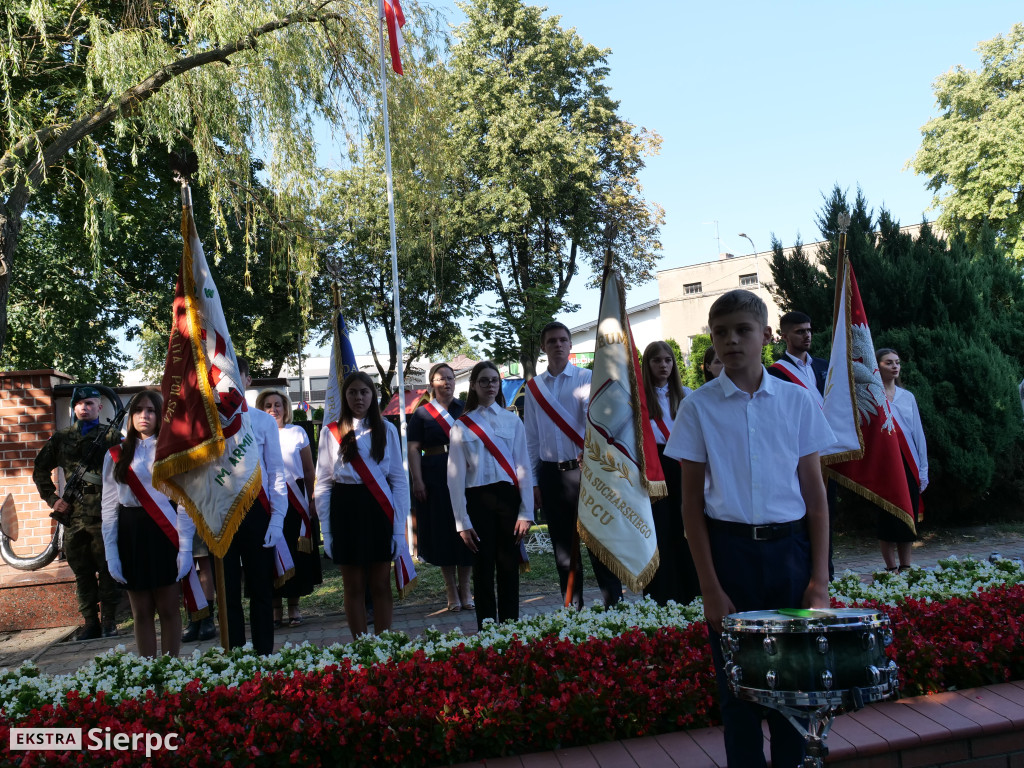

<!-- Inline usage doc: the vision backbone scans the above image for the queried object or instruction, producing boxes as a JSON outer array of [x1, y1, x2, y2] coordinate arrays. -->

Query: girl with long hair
[[875, 347, 929, 572], [256, 388, 322, 627], [408, 363, 474, 612], [641, 341, 700, 605], [447, 361, 534, 629], [101, 390, 194, 656], [314, 371, 408, 640]]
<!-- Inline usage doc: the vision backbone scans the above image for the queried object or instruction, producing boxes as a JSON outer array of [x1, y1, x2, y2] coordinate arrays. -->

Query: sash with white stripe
[[109, 446, 209, 620], [526, 375, 584, 448], [459, 412, 520, 488], [256, 486, 296, 588], [422, 400, 455, 438], [326, 422, 418, 596]]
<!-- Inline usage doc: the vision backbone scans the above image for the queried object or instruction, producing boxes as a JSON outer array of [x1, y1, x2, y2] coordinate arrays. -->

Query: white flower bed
[[1, 556, 1020, 720]]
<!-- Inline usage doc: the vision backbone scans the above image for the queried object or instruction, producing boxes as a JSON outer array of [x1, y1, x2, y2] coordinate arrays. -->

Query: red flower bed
[[3, 585, 1022, 767]]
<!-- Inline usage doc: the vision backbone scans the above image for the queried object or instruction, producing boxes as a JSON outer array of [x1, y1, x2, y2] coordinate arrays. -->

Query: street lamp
[[737, 232, 760, 289]]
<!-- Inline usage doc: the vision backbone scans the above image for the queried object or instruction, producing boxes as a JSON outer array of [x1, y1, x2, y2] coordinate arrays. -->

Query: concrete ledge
[[0, 563, 79, 631], [452, 682, 1024, 767]]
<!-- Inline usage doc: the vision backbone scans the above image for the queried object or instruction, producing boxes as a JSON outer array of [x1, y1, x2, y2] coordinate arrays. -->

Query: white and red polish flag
[[379, 0, 406, 75], [152, 187, 262, 557], [822, 259, 917, 533]]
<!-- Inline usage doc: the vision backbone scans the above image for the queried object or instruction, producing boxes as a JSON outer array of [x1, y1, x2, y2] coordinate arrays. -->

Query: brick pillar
[[0, 370, 81, 630]]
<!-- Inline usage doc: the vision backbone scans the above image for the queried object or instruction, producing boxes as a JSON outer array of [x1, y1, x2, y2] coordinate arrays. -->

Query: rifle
[[50, 403, 129, 527]]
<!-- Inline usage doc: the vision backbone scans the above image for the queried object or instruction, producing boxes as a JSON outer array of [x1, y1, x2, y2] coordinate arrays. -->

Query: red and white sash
[[285, 477, 313, 553], [771, 358, 824, 406], [526, 375, 584, 449], [651, 417, 672, 445], [422, 400, 455, 438], [459, 412, 520, 488], [326, 422, 418, 594], [109, 445, 209, 620], [256, 485, 296, 588]]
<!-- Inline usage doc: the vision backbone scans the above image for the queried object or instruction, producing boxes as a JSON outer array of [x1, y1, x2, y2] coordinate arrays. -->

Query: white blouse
[[313, 417, 409, 535], [447, 402, 534, 531], [649, 383, 691, 444], [278, 424, 310, 486], [100, 435, 195, 552], [890, 388, 929, 491]]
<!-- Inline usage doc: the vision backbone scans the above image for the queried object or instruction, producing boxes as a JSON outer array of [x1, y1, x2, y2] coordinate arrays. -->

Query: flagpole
[[377, 3, 409, 467], [831, 212, 851, 340]]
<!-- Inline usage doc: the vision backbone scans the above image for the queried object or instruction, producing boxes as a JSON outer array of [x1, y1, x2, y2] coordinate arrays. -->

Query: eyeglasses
[[432, 376, 454, 384], [476, 377, 500, 386]]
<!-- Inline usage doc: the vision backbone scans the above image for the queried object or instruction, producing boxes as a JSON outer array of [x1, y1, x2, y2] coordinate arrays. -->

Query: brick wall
[[0, 370, 72, 561]]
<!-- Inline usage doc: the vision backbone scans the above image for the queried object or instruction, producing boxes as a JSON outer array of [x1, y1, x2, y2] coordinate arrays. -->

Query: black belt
[[705, 517, 806, 542], [421, 445, 449, 457], [543, 459, 580, 471]]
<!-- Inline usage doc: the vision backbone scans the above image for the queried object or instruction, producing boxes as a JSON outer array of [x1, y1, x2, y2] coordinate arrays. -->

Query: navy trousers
[[706, 522, 812, 768]]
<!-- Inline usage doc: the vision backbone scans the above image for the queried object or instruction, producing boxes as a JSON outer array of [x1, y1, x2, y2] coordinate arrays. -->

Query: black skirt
[[416, 453, 474, 567], [117, 505, 178, 591], [330, 483, 395, 566]]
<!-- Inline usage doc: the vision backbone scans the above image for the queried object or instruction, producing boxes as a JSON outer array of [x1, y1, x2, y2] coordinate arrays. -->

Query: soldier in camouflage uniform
[[33, 387, 122, 640]]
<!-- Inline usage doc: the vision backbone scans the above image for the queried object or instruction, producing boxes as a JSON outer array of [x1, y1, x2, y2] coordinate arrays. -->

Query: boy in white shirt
[[665, 290, 834, 768]]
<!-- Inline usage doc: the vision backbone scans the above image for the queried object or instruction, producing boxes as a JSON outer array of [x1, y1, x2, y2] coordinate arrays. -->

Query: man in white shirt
[[767, 311, 828, 403], [524, 321, 621, 609], [223, 358, 287, 654]]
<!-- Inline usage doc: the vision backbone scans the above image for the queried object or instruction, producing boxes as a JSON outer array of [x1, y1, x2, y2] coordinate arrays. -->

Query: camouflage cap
[[71, 386, 102, 404]]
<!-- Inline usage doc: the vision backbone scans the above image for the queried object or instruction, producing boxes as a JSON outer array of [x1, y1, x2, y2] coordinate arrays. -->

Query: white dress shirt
[[650, 383, 692, 444], [664, 368, 835, 525], [524, 363, 591, 476], [447, 402, 535, 531], [890, 388, 929, 491], [100, 434, 196, 556], [249, 408, 288, 524], [314, 417, 409, 536]]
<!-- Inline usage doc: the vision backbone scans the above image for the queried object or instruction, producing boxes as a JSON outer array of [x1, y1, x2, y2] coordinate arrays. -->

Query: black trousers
[[222, 499, 275, 655], [466, 483, 521, 630], [538, 461, 622, 609], [706, 522, 811, 768]]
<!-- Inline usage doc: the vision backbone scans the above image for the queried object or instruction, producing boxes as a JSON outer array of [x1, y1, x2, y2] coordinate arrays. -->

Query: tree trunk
[[0, 192, 29, 356], [519, 346, 537, 380]]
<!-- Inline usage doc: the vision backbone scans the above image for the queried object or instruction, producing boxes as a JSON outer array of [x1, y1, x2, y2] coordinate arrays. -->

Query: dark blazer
[[767, 351, 828, 396]]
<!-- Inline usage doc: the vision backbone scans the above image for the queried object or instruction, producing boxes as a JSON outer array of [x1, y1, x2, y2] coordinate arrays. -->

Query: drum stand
[[771, 702, 836, 768]]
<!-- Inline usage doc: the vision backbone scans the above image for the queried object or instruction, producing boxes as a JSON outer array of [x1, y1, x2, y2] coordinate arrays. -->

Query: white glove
[[322, 531, 333, 560], [392, 532, 406, 559], [107, 557, 127, 585], [263, 517, 284, 549], [176, 550, 193, 582]]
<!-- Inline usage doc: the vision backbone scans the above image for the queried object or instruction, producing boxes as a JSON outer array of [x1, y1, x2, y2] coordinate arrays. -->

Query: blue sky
[[425, 0, 1022, 330]]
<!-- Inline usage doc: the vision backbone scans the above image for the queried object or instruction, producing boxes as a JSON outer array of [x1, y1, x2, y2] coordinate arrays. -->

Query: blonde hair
[[255, 388, 293, 425]]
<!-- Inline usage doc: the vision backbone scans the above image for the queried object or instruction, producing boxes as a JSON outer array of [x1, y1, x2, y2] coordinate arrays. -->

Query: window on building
[[739, 273, 758, 287], [288, 377, 303, 402], [308, 376, 329, 403], [684, 282, 702, 295]]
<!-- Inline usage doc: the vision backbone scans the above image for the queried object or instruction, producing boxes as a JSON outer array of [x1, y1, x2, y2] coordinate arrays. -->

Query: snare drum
[[720, 608, 898, 708]]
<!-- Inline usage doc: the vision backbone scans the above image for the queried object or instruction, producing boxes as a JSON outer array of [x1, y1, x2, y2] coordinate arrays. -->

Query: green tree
[[448, 0, 663, 376], [0, 0, 439, 358], [769, 188, 1024, 522], [912, 23, 1024, 260]]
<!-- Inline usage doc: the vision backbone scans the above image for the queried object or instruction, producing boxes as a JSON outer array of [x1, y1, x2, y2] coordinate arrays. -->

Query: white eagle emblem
[[850, 322, 893, 431]]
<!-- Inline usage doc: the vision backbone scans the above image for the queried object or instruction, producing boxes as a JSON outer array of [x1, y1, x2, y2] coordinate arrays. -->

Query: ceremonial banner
[[152, 190, 262, 557], [823, 260, 916, 532], [577, 271, 665, 592], [323, 298, 359, 425]]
